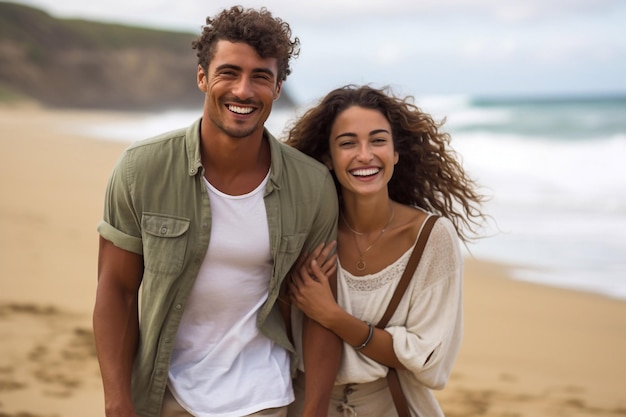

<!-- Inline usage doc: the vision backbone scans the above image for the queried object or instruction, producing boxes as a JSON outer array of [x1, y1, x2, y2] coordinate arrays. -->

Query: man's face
[[198, 40, 282, 139]]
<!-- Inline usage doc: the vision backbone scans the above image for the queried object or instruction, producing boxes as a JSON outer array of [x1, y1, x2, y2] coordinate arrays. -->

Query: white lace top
[[335, 215, 463, 417]]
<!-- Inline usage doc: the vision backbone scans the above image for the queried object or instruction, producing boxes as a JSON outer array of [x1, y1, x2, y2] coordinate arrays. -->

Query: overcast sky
[[10, 0, 626, 103]]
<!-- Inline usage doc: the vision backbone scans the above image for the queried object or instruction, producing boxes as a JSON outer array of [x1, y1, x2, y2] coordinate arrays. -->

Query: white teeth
[[351, 168, 380, 177], [228, 105, 253, 114]]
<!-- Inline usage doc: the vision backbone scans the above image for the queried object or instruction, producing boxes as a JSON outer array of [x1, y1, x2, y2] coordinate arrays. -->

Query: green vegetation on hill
[[0, 2, 195, 50]]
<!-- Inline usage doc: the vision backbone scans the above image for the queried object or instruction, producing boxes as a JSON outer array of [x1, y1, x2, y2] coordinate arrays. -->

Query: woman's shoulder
[[397, 205, 458, 247], [395, 205, 430, 234]]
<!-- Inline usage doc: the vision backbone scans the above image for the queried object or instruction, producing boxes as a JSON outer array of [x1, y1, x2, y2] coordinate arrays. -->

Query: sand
[[1, 105, 625, 417]]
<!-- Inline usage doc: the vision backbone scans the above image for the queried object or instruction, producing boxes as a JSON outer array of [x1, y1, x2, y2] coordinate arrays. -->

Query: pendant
[[356, 259, 366, 271]]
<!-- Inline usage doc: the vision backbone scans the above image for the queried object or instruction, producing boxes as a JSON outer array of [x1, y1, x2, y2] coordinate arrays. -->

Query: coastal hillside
[[0, 2, 296, 111]]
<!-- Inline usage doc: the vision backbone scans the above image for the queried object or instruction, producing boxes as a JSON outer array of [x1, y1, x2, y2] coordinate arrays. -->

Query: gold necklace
[[342, 205, 395, 272]]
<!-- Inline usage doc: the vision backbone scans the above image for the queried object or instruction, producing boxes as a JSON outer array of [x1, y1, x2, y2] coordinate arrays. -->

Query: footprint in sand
[[0, 303, 100, 399]]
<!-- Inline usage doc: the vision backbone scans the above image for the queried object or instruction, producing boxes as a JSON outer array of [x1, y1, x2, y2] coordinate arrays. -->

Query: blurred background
[[2, 0, 625, 299]]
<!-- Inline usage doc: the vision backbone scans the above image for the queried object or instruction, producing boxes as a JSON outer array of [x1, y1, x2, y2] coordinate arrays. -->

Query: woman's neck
[[340, 195, 394, 234]]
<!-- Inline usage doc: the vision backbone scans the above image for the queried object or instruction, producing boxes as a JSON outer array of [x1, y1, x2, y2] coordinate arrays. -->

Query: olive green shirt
[[97, 118, 338, 417]]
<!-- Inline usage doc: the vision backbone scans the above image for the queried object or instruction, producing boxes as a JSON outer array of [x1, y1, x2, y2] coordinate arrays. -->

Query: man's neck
[[200, 128, 271, 196]]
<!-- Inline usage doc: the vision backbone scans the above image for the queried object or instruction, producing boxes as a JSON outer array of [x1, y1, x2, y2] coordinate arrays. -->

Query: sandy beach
[[1, 105, 625, 417]]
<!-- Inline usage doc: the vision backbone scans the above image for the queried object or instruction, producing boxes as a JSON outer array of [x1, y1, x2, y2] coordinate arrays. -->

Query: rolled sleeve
[[98, 148, 144, 254], [97, 220, 143, 255]]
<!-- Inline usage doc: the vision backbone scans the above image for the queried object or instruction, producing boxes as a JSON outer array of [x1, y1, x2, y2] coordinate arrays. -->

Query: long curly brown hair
[[191, 6, 300, 82], [285, 84, 487, 242]]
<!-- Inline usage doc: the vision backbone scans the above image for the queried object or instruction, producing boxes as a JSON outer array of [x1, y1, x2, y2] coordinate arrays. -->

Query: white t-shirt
[[168, 173, 292, 417]]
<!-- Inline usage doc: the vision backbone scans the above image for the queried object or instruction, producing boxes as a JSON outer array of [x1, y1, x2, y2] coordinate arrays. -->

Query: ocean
[[423, 95, 626, 301], [83, 94, 626, 301]]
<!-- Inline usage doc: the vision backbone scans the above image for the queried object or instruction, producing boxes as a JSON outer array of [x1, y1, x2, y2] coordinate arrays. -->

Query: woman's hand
[[289, 241, 338, 327]]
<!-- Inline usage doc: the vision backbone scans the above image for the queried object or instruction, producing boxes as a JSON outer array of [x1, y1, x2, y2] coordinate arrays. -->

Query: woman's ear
[[394, 151, 399, 165]]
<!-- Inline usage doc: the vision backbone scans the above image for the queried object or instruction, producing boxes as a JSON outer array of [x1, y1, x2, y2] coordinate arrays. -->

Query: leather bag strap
[[377, 215, 438, 329], [376, 215, 439, 417], [387, 368, 410, 417]]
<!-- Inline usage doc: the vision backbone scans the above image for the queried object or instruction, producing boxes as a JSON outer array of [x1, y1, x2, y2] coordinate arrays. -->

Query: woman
[[285, 85, 486, 417]]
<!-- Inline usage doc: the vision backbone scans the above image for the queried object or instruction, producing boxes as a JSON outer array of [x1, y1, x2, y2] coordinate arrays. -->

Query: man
[[93, 6, 340, 417]]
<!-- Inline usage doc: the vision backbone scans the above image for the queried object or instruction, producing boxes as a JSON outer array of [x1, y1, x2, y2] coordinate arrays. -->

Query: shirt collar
[[185, 117, 284, 193]]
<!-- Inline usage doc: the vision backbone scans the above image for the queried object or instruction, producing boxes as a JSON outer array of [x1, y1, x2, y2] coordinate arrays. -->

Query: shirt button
[[160, 226, 168, 234], [202, 223, 209, 229], [175, 304, 182, 310]]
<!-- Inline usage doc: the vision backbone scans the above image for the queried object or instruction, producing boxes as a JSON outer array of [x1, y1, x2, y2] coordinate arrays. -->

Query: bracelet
[[354, 322, 374, 351]]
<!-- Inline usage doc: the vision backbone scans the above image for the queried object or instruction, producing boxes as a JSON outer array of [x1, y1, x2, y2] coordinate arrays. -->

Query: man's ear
[[197, 65, 207, 92], [273, 81, 283, 101]]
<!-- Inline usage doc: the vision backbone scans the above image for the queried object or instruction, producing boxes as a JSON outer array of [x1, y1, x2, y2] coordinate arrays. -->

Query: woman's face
[[327, 106, 398, 199]]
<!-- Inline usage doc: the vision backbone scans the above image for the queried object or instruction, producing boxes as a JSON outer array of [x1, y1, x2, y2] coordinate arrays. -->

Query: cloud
[[14, 0, 626, 29], [461, 38, 519, 61], [9, 0, 626, 98]]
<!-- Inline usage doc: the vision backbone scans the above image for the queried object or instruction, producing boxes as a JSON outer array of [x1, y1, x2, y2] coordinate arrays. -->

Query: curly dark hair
[[285, 84, 487, 242], [191, 5, 300, 83]]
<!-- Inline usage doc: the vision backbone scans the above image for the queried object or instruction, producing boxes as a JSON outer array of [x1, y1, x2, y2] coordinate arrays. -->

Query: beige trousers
[[287, 371, 397, 417], [160, 387, 288, 417]]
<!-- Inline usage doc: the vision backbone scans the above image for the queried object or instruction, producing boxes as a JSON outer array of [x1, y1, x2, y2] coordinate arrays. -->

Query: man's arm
[[93, 236, 143, 417], [300, 298, 342, 417], [302, 316, 343, 417], [298, 243, 341, 417], [296, 171, 341, 417]]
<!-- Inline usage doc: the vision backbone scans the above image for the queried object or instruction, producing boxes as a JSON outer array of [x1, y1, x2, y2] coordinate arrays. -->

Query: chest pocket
[[142, 213, 190, 275]]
